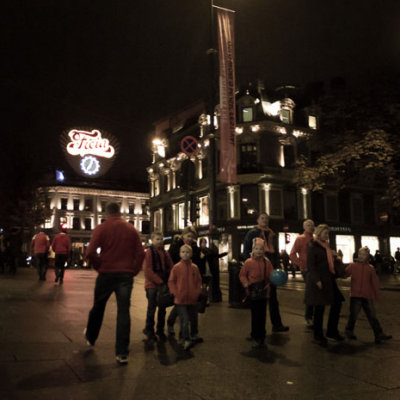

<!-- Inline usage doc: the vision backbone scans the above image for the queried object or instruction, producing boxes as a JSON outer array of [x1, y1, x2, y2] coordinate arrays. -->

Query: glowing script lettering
[[66, 129, 115, 159]]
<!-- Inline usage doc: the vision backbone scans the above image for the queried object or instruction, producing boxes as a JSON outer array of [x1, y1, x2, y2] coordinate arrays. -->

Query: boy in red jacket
[[240, 238, 274, 348], [143, 231, 173, 341], [345, 247, 392, 344], [168, 244, 202, 350]]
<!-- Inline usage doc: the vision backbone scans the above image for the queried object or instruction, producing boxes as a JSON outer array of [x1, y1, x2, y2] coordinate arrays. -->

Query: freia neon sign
[[66, 129, 115, 159]]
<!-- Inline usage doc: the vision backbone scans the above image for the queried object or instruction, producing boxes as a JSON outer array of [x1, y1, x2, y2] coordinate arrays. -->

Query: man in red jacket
[[84, 202, 145, 365], [30, 231, 50, 281], [52, 226, 71, 285]]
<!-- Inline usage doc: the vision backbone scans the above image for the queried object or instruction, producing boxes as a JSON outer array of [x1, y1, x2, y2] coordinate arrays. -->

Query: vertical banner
[[216, 6, 236, 184]]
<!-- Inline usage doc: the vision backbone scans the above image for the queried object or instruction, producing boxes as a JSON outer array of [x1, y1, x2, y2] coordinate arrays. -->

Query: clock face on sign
[[80, 156, 100, 176]]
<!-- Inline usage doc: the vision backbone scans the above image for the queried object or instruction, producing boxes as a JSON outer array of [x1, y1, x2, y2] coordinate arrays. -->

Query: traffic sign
[[180, 136, 199, 156]]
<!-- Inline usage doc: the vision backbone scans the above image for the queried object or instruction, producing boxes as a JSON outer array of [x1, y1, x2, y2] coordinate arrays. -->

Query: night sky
[[3, 0, 399, 186]]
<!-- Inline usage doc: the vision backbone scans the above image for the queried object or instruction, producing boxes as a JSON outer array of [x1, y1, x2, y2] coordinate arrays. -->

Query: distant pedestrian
[[52, 226, 71, 285], [395, 248, 400, 273], [345, 247, 392, 344], [84, 202, 145, 365], [242, 212, 289, 333], [168, 244, 202, 351], [279, 249, 291, 276], [142, 231, 173, 341], [290, 219, 315, 327], [30, 231, 50, 281], [305, 224, 345, 347], [240, 238, 274, 348]]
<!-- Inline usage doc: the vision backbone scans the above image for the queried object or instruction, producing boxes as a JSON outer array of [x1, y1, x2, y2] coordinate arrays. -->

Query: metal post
[[207, 0, 217, 236]]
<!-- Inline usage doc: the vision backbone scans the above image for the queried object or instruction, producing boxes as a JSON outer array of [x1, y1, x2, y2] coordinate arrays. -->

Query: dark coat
[[242, 228, 278, 267], [305, 240, 345, 306]]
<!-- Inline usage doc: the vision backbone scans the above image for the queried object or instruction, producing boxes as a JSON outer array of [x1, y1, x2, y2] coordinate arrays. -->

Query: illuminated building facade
[[147, 83, 400, 266]]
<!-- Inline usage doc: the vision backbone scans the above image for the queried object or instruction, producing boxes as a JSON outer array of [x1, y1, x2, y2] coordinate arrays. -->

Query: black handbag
[[248, 259, 268, 300], [156, 284, 174, 308]]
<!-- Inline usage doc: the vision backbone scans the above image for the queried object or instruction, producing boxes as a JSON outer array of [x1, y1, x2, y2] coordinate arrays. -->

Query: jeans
[[86, 273, 134, 356], [346, 297, 382, 336], [55, 254, 68, 282], [301, 271, 314, 320], [35, 253, 48, 280], [269, 284, 284, 328], [145, 287, 166, 334], [250, 298, 268, 341], [175, 305, 198, 341]]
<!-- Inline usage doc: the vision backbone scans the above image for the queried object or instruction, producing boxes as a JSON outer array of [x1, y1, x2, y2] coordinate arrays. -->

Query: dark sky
[[3, 0, 399, 185]]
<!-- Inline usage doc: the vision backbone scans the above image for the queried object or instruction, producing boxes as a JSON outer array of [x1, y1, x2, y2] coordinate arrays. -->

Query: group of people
[[30, 227, 71, 283], [65, 203, 391, 365]]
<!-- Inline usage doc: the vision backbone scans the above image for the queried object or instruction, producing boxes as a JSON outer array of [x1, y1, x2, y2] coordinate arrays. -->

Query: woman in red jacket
[[345, 247, 392, 344]]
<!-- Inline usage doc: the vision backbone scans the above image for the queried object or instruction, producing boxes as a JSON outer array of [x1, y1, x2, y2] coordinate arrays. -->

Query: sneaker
[[183, 340, 192, 351], [326, 333, 345, 342], [156, 331, 167, 341], [191, 336, 204, 344], [375, 334, 392, 344], [305, 318, 313, 328], [345, 330, 357, 340], [83, 328, 94, 346], [252, 339, 261, 348], [142, 328, 156, 340], [272, 325, 289, 333], [55, 277, 59, 283], [116, 354, 129, 365]]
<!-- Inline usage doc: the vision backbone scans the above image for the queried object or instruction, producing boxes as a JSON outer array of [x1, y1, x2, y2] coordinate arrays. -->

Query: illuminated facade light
[[251, 125, 260, 132], [262, 100, 281, 116], [254, 98, 260, 104], [235, 127, 243, 134]]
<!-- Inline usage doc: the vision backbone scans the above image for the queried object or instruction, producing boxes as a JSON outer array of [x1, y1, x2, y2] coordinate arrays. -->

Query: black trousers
[[55, 254, 68, 282], [313, 300, 342, 338], [269, 284, 283, 328], [250, 298, 268, 341]]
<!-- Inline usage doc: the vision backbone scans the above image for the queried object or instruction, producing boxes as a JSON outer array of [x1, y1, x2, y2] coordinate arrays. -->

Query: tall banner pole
[[215, 6, 236, 184]]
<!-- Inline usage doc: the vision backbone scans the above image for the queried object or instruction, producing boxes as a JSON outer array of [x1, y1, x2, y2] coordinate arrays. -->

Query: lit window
[[199, 196, 209, 226], [308, 115, 317, 130], [242, 107, 253, 122], [281, 109, 292, 124]]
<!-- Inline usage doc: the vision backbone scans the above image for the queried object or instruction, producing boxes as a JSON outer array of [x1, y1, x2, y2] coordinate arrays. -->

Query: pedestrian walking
[[142, 231, 173, 341], [240, 238, 274, 348], [168, 244, 202, 351], [30, 230, 50, 281], [242, 212, 289, 333], [345, 247, 392, 344], [52, 226, 71, 285], [84, 202, 145, 365], [305, 224, 345, 347], [290, 219, 315, 327]]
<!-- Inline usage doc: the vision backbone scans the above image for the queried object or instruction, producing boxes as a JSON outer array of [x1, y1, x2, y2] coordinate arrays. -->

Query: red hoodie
[[168, 260, 202, 305], [143, 246, 173, 289], [345, 262, 380, 300], [52, 232, 71, 255], [86, 215, 144, 274], [30, 232, 50, 255]]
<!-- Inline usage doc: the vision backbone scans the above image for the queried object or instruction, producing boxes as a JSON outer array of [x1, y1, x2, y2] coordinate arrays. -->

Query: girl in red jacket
[[345, 247, 392, 344], [143, 232, 173, 341], [240, 238, 274, 348], [168, 244, 202, 350]]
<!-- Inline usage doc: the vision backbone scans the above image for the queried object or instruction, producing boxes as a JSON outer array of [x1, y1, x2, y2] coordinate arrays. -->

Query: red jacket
[[143, 246, 173, 289], [345, 262, 380, 300], [86, 215, 144, 274], [30, 232, 50, 255], [239, 256, 274, 288], [168, 260, 202, 305], [289, 232, 313, 271], [52, 233, 71, 255]]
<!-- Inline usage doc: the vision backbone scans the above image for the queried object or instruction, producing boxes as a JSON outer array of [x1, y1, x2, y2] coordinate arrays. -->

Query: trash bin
[[228, 260, 247, 308]]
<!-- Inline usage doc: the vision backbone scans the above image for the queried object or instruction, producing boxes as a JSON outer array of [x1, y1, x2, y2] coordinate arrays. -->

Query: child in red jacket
[[345, 247, 392, 344], [168, 244, 202, 350], [240, 238, 274, 348], [143, 232, 173, 341]]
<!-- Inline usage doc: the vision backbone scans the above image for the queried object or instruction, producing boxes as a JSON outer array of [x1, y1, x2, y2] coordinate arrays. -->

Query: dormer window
[[242, 107, 254, 122], [308, 115, 318, 130]]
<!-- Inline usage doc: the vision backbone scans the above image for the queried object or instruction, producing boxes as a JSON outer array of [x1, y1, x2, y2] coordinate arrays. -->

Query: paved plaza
[[0, 267, 399, 400]]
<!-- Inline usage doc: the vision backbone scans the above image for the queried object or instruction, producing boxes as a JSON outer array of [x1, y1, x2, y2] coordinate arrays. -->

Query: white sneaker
[[83, 328, 94, 346], [116, 354, 129, 364], [183, 340, 192, 351]]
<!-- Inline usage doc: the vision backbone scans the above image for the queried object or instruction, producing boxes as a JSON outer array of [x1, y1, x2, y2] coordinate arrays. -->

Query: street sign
[[180, 136, 199, 156]]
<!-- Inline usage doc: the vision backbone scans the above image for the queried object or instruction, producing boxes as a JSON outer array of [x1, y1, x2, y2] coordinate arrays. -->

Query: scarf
[[315, 239, 335, 275], [258, 226, 275, 254]]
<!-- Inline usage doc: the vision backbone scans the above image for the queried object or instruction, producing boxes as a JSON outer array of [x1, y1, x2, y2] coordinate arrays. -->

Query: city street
[[1, 267, 399, 400]]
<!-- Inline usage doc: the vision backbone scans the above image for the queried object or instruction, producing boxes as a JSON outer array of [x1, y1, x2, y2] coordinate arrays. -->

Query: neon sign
[[80, 156, 100, 176], [66, 129, 115, 159]]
